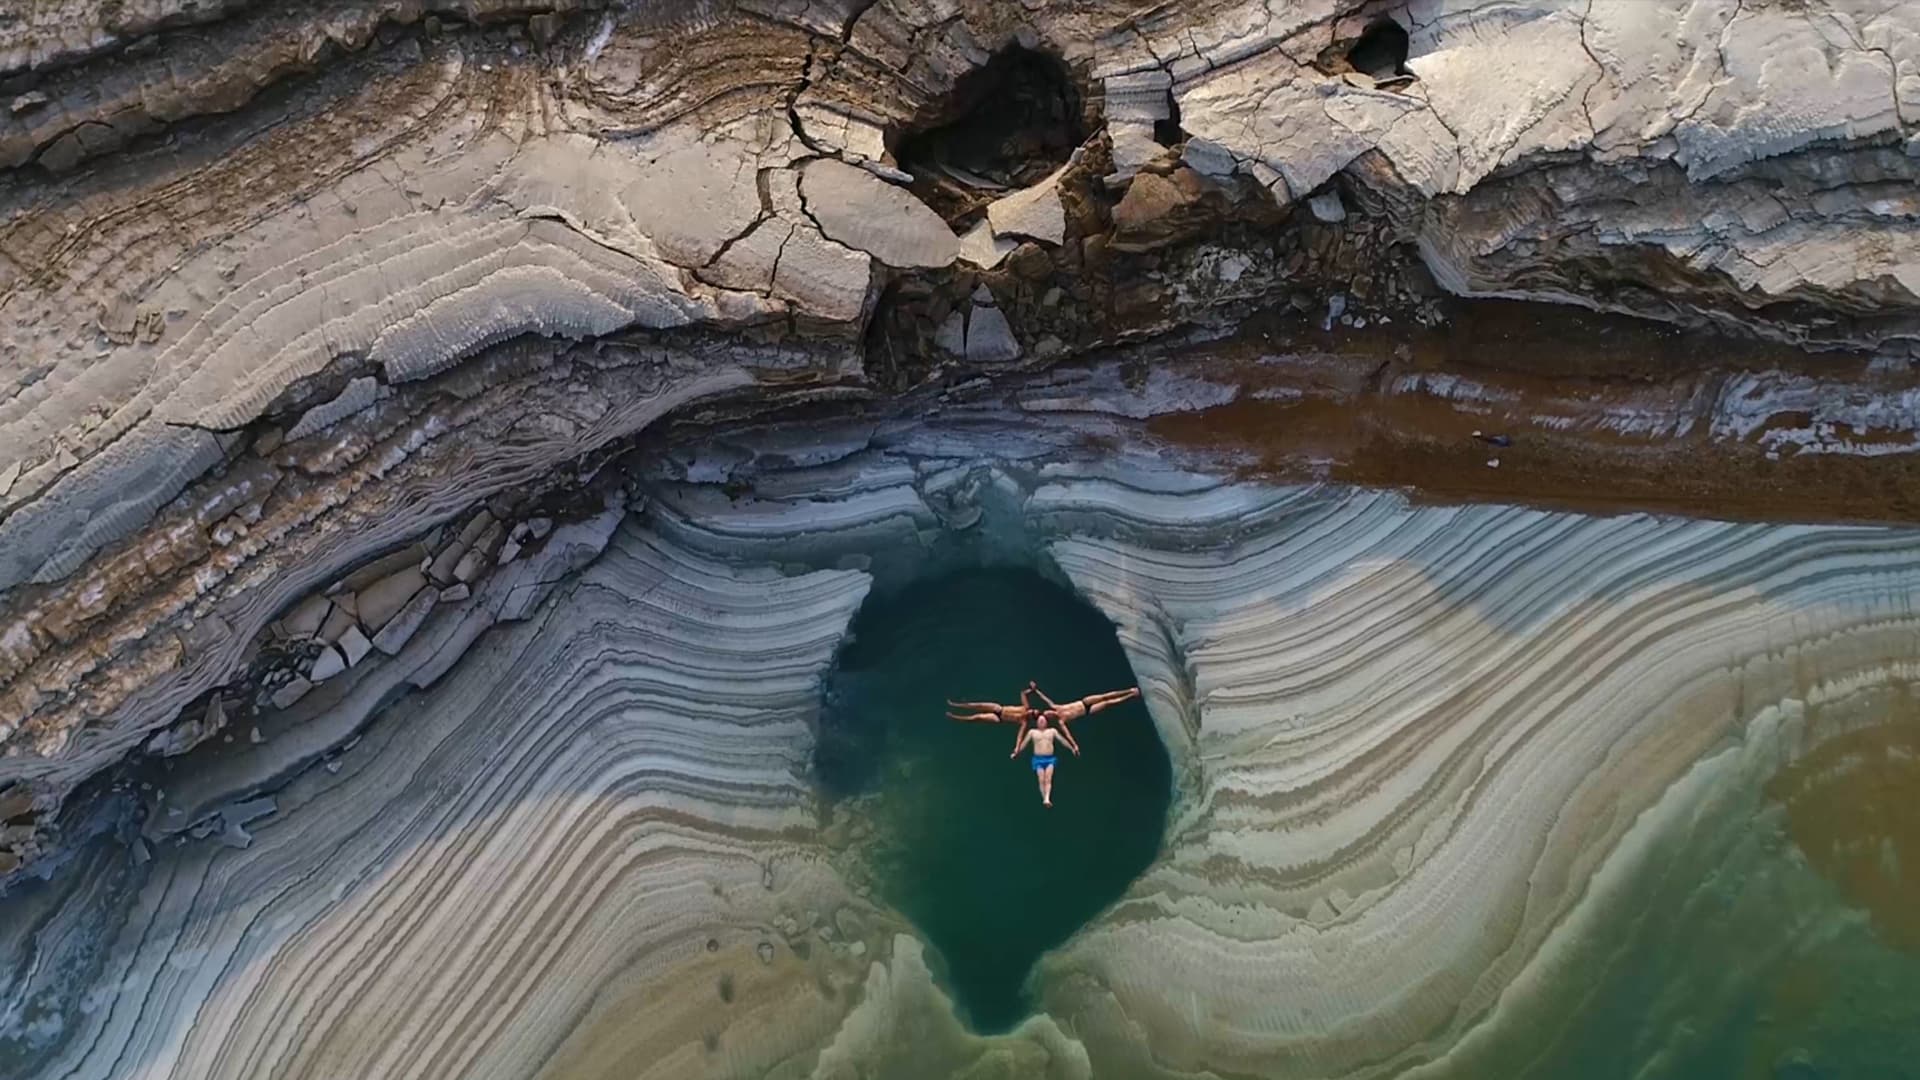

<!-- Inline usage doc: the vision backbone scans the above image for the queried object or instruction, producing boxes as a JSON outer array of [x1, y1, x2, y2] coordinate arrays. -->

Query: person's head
[[1035, 711, 1052, 729]]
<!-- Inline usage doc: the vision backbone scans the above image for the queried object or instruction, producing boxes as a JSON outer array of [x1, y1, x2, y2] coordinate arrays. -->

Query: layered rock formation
[[3, 0, 1920, 1075], [9, 415, 1917, 1077]]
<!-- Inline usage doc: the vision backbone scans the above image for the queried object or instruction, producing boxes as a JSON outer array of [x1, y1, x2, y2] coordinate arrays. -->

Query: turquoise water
[[817, 567, 1172, 1032], [1433, 705, 1920, 1080]]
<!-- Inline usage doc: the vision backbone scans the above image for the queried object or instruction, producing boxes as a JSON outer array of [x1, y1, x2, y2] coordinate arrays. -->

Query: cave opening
[[816, 567, 1171, 1032], [891, 47, 1085, 220], [1348, 18, 1411, 80]]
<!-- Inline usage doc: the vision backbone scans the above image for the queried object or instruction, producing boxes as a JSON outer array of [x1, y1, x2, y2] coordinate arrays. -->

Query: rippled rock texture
[[3, 0, 1920, 1075], [6, 435, 1920, 1077], [4, 0, 1920, 867]]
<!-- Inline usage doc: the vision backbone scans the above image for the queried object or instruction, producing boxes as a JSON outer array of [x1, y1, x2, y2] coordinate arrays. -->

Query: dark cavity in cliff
[[1349, 18, 1411, 80], [816, 568, 1170, 1033], [893, 46, 1085, 220]]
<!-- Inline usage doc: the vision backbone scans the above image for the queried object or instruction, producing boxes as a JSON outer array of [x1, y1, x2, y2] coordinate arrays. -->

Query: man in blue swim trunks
[[1011, 711, 1078, 808]]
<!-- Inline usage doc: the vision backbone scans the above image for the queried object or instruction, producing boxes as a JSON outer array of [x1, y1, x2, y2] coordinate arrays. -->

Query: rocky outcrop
[[0, 0, 1918, 1069], [644, 422, 1920, 1078], [9, 411, 1919, 1077]]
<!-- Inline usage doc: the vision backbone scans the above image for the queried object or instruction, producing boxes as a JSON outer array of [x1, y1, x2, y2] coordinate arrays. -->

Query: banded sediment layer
[[3, 0, 1920, 1076], [6, 433, 1920, 1077]]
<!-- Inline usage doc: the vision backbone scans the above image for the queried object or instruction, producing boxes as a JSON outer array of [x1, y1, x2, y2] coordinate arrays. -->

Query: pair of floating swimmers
[[947, 681, 1141, 807]]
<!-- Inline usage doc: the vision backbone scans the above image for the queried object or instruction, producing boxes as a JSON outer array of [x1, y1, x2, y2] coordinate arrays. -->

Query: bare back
[[998, 704, 1035, 723], [1051, 699, 1087, 723]]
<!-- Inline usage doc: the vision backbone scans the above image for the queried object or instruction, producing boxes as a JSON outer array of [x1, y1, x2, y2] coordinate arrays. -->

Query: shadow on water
[[817, 567, 1172, 1033]]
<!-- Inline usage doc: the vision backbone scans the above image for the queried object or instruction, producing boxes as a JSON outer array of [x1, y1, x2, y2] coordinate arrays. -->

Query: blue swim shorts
[[1032, 754, 1056, 771]]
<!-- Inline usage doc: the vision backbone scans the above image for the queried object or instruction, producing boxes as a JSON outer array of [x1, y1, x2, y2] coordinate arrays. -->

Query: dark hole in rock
[[893, 47, 1085, 221], [1348, 18, 1410, 80], [1153, 93, 1184, 147], [816, 568, 1171, 1032]]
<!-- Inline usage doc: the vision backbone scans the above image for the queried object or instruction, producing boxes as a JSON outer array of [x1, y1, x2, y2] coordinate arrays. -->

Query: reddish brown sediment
[[1767, 690, 1920, 952], [1148, 300, 1920, 526]]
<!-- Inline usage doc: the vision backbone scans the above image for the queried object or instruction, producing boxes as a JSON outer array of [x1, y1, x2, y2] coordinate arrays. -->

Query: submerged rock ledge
[[5, 432, 1919, 1078], [1, 0, 1919, 1074]]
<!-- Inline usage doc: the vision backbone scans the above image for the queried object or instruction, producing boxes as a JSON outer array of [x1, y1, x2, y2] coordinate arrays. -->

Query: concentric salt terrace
[[2, 0, 1920, 1077]]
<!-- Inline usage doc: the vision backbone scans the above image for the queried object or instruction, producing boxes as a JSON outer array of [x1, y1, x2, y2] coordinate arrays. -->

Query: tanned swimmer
[[1011, 711, 1078, 808], [1027, 681, 1141, 742], [947, 686, 1042, 754]]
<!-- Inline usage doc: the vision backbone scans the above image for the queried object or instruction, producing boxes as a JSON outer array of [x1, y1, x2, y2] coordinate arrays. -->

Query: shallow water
[[817, 567, 1173, 1032], [1431, 692, 1920, 1080]]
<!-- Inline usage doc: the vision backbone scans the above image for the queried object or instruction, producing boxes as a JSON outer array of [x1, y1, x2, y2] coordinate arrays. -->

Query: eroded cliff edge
[[0, 0, 1918, 1073]]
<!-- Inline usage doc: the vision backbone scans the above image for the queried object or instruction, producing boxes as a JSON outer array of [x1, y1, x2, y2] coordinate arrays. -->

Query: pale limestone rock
[[1307, 189, 1346, 223], [307, 646, 346, 683], [933, 311, 968, 356], [957, 219, 1017, 269], [371, 586, 438, 655], [986, 168, 1068, 245], [964, 303, 1021, 365], [279, 594, 331, 639], [798, 158, 961, 268], [338, 626, 373, 667], [357, 569, 427, 632]]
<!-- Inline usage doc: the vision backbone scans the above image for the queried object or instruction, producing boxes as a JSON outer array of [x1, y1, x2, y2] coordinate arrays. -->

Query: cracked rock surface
[[1, 0, 1919, 1074]]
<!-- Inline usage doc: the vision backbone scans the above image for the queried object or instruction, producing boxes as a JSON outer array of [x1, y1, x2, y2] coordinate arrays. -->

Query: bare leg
[[1040, 764, 1055, 807], [947, 700, 1002, 712], [947, 711, 1002, 724], [1081, 688, 1141, 716]]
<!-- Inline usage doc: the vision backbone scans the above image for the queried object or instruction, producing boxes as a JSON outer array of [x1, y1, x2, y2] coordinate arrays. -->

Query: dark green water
[[817, 567, 1172, 1032]]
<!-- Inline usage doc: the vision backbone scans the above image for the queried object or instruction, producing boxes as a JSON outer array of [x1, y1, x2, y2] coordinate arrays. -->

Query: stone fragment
[[340, 544, 430, 592], [527, 518, 553, 540], [0, 460, 21, 499], [339, 626, 373, 667], [372, 588, 438, 655], [798, 159, 959, 268], [932, 311, 967, 356], [457, 511, 496, 549], [279, 594, 331, 638], [270, 677, 313, 710], [0, 787, 32, 822], [965, 303, 1021, 365], [319, 605, 356, 644], [9, 91, 48, 114], [308, 646, 347, 683], [358, 568, 428, 631], [439, 583, 471, 603], [985, 169, 1067, 245], [1110, 169, 1208, 251], [528, 13, 558, 44], [452, 550, 486, 583], [428, 542, 467, 585], [781, 239, 873, 323], [1309, 189, 1347, 223], [757, 942, 775, 964], [956, 220, 1016, 269], [497, 540, 523, 564]]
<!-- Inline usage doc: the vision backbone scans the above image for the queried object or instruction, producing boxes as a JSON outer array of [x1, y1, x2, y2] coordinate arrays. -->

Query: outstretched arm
[[1059, 725, 1081, 756], [1028, 681, 1060, 710], [1010, 727, 1031, 759]]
